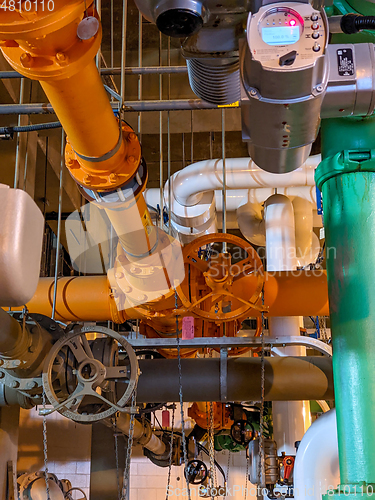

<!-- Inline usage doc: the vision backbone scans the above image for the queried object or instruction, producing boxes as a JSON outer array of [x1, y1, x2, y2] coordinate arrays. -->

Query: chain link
[[113, 414, 121, 500], [166, 405, 176, 500], [42, 391, 51, 500], [259, 286, 266, 489], [175, 289, 191, 500], [244, 451, 249, 500], [122, 391, 136, 500]]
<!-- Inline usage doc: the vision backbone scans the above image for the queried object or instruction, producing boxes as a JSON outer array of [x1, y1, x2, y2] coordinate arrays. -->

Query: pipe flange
[[77, 157, 147, 206], [65, 121, 142, 191], [0, 4, 101, 81]]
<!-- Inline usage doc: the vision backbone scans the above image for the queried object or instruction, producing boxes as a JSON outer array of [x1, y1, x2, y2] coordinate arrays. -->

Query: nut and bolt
[[316, 85, 323, 92], [83, 174, 92, 184], [26, 381, 37, 390], [20, 53, 33, 67], [250, 89, 257, 97], [124, 286, 132, 294], [28, 345, 35, 353], [109, 173, 118, 183], [128, 132, 137, 141], [115, 272, 124, 280], [0, 372, 4, 379], [10, 380, 20, 389], [55, 52, 68, 65]]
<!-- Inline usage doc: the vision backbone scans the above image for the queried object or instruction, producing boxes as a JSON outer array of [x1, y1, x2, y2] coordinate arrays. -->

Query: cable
[[340, 13, 375, 34], [0, 121, 62, 136]]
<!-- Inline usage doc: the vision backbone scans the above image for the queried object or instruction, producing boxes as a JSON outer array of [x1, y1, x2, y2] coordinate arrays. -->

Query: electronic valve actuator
[[241, 2, 329, 173]]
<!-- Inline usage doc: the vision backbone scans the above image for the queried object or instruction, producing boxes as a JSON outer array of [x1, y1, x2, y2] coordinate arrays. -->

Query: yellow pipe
[[12, 271, 329, 323]]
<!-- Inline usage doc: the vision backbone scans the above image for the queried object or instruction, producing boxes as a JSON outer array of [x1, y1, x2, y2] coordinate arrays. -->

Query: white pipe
[[264, 195, 311, 455], [294, 410, 339, 500], [167, 155, 320, 208]]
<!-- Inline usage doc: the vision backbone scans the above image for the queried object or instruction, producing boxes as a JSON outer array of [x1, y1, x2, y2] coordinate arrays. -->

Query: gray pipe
[[0, 308, 24, 357], [0, 99, 229, 115], [136, 356, 334, 403]]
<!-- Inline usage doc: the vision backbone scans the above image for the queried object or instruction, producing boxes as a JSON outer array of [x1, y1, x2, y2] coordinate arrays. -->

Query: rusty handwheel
[[177, 233, 266, 322]]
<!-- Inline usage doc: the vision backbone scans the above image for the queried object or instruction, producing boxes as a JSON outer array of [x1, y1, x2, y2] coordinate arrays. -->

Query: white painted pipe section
[[265, 195, 311, 455], [294, 410, 339, 500], [168, 155, 320, 207], [237, 202, 265, 246], [265, 194, 296, 271]]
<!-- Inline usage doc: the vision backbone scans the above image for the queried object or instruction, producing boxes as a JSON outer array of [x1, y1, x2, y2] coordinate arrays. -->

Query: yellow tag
[[141, 210, 153, 235], [217, 101, 239, 108]]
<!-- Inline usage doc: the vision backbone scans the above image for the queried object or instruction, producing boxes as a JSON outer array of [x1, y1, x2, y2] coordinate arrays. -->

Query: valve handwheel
[[186, 459, 209, 485], [42, 325, 139, 423], [230, 419, 255, 446], [177, 233, 266, 321]]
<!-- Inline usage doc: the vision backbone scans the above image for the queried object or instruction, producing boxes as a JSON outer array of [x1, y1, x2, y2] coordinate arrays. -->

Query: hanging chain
[[258, 285, 266, 489], [226, 450, 231, 496], [208, 402, 217, 496], [166, 404, 176, 500], [113, 414, 121, 500], [175, 289, 191, 500], [42, 391, 51, 500], [244, 450, 249, 500], [122, 391, 136, 500]]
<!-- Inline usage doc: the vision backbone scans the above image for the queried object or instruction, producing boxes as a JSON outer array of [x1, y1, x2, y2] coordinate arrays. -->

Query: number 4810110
[[0, 0, 55, 11]]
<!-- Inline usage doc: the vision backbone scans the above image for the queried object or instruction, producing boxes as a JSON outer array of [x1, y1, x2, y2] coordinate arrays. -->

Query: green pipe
[[316, 116, 375, 493]]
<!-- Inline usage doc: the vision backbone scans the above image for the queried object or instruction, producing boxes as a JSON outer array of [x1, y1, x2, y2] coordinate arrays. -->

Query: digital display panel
[[262, 26, 300, 46]]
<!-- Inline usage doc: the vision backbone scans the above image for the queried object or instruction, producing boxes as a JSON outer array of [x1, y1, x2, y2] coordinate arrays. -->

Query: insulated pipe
[[167, 156, 320, 208], [12, 270, 329, 322], [136, 357, 334, 403], [294, 410, 339, 500], [264, 194, 311, 456]]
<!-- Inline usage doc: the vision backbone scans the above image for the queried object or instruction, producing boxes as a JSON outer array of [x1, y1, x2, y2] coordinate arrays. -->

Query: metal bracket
[[220, 347, 228, 402], [128, 336, 332, 356]]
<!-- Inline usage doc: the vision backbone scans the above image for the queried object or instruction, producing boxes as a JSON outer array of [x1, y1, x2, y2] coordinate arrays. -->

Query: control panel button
[[311, 13, 319, 21], [311, 22, 319, 30], [313, 42, 321, 52], [312, 32, 319, 39]]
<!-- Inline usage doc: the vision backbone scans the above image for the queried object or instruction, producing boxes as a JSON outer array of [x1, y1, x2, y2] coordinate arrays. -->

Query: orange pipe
[[15, 271, 329, 323], [8, 276, 120, 323]]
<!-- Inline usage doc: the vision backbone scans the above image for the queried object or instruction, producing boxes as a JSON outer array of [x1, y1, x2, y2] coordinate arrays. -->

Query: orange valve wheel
[[177, 233, 266, 322]]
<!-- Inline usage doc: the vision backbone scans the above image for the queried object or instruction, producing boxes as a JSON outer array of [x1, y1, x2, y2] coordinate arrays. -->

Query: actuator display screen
[[262, 26, 300, 45]]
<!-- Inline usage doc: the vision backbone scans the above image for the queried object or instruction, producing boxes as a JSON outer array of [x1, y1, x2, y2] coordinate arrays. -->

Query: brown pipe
[[0, 308, 27, 358], [136, 356, 334, 403]]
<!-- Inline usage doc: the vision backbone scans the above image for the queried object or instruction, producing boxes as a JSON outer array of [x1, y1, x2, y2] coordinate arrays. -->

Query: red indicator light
[[289, 19, 296, 26]]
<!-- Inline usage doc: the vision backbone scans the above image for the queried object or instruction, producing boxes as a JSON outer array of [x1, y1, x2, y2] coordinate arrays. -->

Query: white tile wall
[[17, 408, 92, 500]]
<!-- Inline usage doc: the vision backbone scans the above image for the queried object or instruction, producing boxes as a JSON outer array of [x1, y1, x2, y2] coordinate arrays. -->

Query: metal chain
[[166, 404, 176, 500], [175, 289, 191, 500], [113, 414, 121, 500], [258, 286, 266, 489], [209, 401, 217, 494], [122, 391, 136, 500], [42, 391, 51, 500], [225, 450, 231, 496], [244, 451, 249, 500]]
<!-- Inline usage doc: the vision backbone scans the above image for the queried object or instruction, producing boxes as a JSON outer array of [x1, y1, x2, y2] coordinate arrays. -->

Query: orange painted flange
[[65, 124, 141, 190], [0, 2, 100, 81]]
